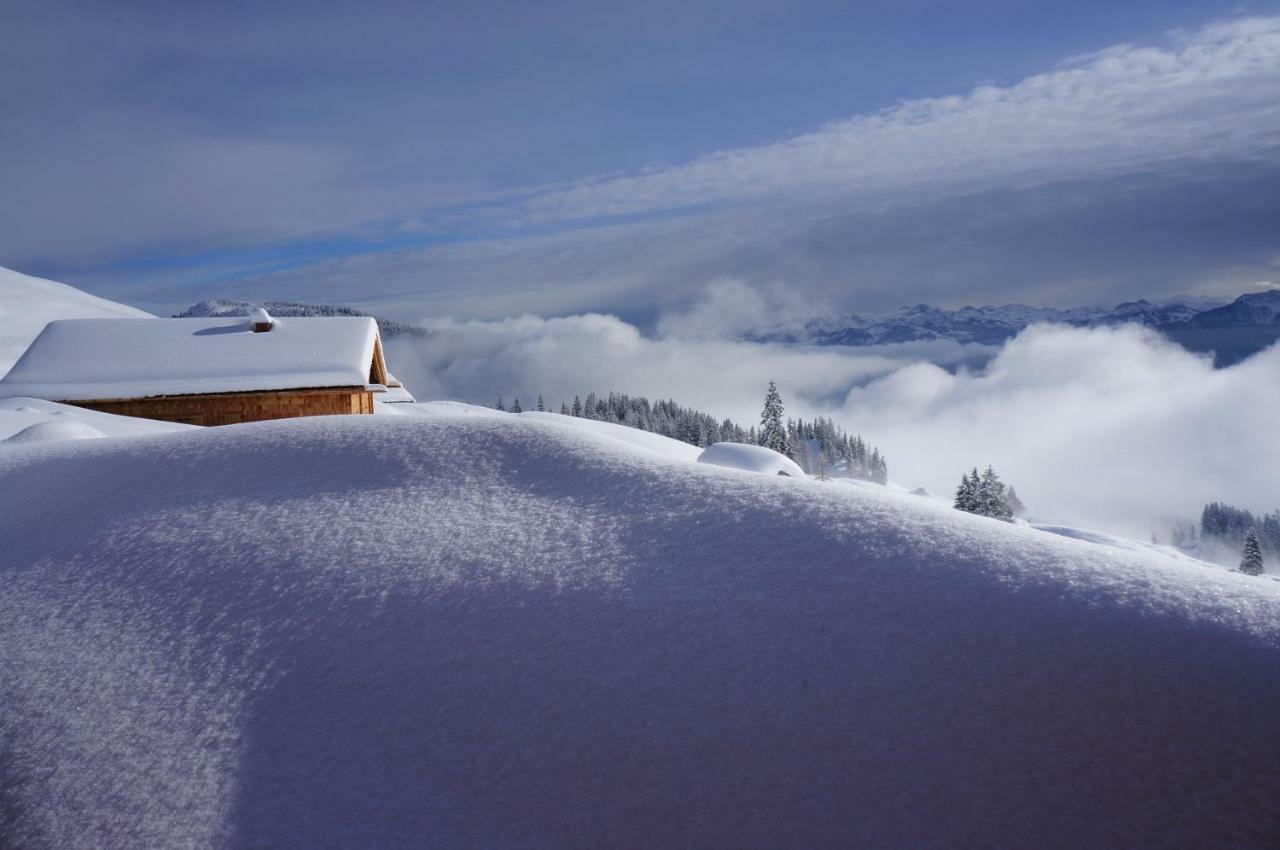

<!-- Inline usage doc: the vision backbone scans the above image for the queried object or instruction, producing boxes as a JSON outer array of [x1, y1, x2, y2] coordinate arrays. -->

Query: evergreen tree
[[560, 402, 570, 415], [494, 396, 505, 412], [536, 394, 546, 412], [572, 395, 583, 417], [510, 397, 523, 413], [759, 380, 791, 458], [954, 469, 978, 512], [1240, 528, 1265, 576], [976, 466, 1013, 522]]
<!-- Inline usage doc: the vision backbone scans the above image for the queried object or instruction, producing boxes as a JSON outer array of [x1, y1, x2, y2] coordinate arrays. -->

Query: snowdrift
[[698, 441, 806, 477], [1, 415, 1279, 849], [0, 397, 193, 442]]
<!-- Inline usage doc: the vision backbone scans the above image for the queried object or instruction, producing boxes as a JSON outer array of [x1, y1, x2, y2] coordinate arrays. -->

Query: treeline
[[1194, 502, 1280, 554], [495, 385, 889, 483]]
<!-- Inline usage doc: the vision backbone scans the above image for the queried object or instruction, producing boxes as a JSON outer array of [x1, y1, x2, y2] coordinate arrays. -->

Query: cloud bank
[[387, 297, 1280, 540]]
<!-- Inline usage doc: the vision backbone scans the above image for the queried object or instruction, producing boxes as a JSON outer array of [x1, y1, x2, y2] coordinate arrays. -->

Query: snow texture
[[698, 440, 807, 477], [2, 414, 1279, 848], [0, 316, 384, 401], [0, 265, 151, 378]]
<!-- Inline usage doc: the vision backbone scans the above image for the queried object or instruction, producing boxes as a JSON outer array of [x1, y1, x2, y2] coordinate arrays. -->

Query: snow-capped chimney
[[249, 307, 274, 333]]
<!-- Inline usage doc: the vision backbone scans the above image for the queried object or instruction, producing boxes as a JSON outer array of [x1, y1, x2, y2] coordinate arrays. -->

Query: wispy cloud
[[7, 12, 1280, 316], [509, 16, 1280, 224]]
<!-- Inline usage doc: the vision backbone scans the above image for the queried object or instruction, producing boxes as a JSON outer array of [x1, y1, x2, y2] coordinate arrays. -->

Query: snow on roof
[[0, 316, 386, 401]]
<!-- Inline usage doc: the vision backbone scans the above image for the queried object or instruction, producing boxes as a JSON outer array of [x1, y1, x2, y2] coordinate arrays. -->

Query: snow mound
[[0, 397, 194, 441], [3, 419, 105, 445], [1, 415, 1279, 848], [697, 441, 806, 477], [0, 265, 150, 377]]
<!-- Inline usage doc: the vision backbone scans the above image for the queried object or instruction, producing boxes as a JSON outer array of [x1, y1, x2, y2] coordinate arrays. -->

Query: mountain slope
[[0, 266, 151, 376], [1, 414, 1277, 848]]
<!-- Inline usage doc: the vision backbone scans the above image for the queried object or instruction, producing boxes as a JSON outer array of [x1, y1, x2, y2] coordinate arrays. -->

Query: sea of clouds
[[386, 283, 1280, 541]]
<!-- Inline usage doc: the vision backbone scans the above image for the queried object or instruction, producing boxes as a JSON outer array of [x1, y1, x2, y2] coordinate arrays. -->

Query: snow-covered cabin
[[0, 312, 406, 426]]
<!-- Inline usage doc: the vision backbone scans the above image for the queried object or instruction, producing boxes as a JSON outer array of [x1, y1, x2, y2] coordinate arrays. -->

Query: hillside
[[1, 412, 1278, 848], [0, 266, 150, 376]]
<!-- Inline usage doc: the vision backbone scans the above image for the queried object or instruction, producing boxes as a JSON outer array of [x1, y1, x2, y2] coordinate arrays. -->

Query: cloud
[[13, 12, 1280, 319], [654, 279, 831, 339], [513, 16, 1280, 223], [843, 324, 1280, 536], [385, 297, 1280, 541]]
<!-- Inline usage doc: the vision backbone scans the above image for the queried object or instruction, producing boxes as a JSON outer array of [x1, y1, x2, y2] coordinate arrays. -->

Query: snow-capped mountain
[[175, 298, 428, 338], [746, 295, 1225, 346], [0, 265, 151, 376], [1167, 289, 1280, 327]]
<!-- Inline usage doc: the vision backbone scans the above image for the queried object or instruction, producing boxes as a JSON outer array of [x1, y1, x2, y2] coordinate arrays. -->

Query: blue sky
[[3, 0, 1279, 321]]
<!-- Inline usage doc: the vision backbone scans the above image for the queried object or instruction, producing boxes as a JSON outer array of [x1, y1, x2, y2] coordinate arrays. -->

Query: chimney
[[249, 307, 274, 333]]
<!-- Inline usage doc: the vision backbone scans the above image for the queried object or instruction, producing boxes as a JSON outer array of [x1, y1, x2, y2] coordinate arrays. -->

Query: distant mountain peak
[[174, 298, 428, 337]]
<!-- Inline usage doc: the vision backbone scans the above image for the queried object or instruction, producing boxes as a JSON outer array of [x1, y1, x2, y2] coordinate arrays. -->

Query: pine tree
[[560, 402, 570, 415], [536, 394, 546, 412], [1240, 528, 1265, 576], [954, 469, 978, 512], [572, 395, 583, 417], [510, 397, 523, 414], [759, 380, 791, 458], [976, 466, 1013, 522], [494, 396, 505, 412]]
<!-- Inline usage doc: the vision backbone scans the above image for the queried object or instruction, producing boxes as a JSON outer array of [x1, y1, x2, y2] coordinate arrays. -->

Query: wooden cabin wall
[[72, 388, 375, 426]]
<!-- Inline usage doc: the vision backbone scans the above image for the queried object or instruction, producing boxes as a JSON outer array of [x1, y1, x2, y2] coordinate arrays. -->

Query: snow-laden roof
[[0, 316, 385, 401]]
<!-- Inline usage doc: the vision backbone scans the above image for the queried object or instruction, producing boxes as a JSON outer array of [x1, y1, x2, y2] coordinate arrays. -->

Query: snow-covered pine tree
[[954, 469, 978, 512], [511, 398, 523, 413], [976, 466, 1014, 522], [759, 381, 791, 458], [1240, 528, 1265, 576], [536, 395, 546, 412], [560, 402, 570, 415], [495, 396, 505, 411], [572, 395, 583, 417]]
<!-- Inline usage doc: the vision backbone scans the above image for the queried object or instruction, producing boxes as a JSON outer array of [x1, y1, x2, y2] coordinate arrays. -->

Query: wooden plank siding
[[69, 387, 375, 427]]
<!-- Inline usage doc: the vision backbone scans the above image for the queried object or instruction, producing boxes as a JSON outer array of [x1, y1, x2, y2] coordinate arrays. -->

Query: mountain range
[[173, 298, 428, 338], [745, 290, 1280, 364]]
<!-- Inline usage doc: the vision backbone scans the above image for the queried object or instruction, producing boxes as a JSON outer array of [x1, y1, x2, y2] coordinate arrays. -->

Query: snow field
[[0, 414, 1278, 847]]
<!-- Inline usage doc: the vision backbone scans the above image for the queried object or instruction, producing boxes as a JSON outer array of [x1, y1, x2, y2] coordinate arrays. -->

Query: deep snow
[[1, 413, 1278, 848]]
